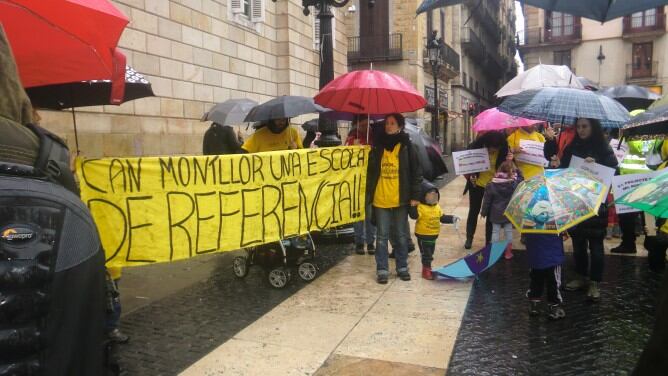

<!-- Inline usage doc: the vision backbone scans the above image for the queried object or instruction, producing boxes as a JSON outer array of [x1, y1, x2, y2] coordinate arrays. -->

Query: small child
[[525, 233, 566, 320], [481, 160, 521, 259], [409, 181, 458, 280]]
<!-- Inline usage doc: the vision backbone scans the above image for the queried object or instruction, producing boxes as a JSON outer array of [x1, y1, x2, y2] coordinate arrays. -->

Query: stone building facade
[[519, 5, 668, 95], [38, 0, 349, 158]]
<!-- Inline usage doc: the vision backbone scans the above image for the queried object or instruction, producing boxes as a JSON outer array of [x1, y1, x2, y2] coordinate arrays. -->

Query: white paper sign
[[570, 155, 616, 194], [516, 140, 548, 167], [612, 171, 659, 214], [610, 139, 629, 164], [452, 148, 491, 175]]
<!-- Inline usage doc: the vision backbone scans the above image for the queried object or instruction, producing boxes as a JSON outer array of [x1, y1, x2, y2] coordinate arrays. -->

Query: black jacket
[[481, 177, 519, 224], [561, 137, 618, 237], [203, 124, 244, 155], [366, 131, 422, 207]]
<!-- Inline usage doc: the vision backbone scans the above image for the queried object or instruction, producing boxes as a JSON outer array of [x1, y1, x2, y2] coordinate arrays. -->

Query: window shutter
[[251, 0, 265, 23], [230, 0, 243, 14], [313, 14, 321, 50]]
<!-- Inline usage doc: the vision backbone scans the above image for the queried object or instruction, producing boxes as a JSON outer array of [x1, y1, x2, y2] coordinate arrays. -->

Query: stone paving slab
[[314, 354, 446, 376]]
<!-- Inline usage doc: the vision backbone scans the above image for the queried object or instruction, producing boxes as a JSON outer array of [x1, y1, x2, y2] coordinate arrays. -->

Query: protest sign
[[77, 146, 369, 268], [612, 171, 659, 214], [452, 148, 490, 175], [516, 140, 548, 167], [570, 155, 616, 194], [610, 139, 629, 164]]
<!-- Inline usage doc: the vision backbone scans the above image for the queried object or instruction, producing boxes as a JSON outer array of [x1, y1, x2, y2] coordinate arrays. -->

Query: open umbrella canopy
[[616, 170, 668, 218], [0, 0, 129, 87], [600, 85, 661, 111], [244, 96, 327, 122], [26, 66, 153, 109], [473, 107, 544, 132], [495, 64, 583, 97], [517, 0, 666, 22], [504, 168, 607, 234], [202, 98, 258, 126], [498, 87, 630, 128], [432, 240, 509, 279], [577, 76, 599, 91], [314, 70, 427, 115], [649, 93, 668, 110], [623, 105, 668, 139], [415, 0, 464, 15]]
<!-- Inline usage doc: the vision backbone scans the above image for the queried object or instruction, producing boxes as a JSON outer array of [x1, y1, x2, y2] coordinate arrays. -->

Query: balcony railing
[[480, 7, 501, 41], [461, 27, 485, 60], [623, 13, 666, 36], [517, 25, 582, 47], [347, 33, 403, 64], [423, 39, 460, 79], [626, 61, 659, 81]]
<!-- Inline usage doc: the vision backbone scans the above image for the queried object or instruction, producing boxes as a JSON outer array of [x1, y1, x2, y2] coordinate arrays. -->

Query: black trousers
[[416, 234, 438, 267], [528, 266, 563, 304], [645, 236, 667, 272], [618, 212, 639, 249], [572, 235, 605, 282], [466, 184, 492, 244]]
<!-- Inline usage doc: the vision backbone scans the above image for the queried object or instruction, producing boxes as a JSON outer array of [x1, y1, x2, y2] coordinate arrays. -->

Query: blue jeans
[[374, 205, 410, 276], [354, 204, 376, 246]]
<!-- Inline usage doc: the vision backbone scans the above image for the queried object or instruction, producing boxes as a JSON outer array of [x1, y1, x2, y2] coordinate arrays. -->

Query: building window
[[553, 50, 571, 68], [475, 80, 479, 94], [243, 0, 251, 17], [229, 0, 265, 29], [463, 72, 467, 87], [631, 8, 657, 28], [632, 42, 653, 78], [469, 76, 473, 90], [549, 11, 574, 37], [440, 9, 445, 39]]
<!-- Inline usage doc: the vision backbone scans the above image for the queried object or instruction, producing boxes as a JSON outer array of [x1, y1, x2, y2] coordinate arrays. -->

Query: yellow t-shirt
[[415, 203, 442, 236], [373, 144, 401, 208], [507, 129, 546, 179], [241, 126, 303, 153], [476, 150, 499, 188]]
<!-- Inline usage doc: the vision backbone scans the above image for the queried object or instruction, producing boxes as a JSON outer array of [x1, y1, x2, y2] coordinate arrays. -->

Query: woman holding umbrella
[[552, 118, 618, 301], [367, 113, 422, 284]]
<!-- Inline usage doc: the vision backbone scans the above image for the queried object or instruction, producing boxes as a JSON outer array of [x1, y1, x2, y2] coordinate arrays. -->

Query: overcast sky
[[514, 1, 525, 72]]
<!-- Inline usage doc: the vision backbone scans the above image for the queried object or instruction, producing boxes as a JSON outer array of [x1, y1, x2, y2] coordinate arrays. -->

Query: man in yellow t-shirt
[[241, 118, 303, 153], [507, 126, 546, 179]]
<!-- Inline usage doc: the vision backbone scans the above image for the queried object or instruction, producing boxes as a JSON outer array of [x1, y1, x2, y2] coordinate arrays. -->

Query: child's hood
[[419, 180, 440, 204]]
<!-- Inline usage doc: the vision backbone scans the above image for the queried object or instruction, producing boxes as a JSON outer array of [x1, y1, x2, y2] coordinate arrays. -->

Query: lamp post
[[302, 0, 351, 147], [427, 32, 441, 143]]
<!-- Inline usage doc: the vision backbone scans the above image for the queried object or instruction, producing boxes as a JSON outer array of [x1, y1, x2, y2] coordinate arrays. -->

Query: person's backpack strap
[[24, 123, 79, 195]]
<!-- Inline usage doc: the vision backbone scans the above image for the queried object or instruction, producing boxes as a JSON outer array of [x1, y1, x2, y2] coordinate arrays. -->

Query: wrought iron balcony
[[626, 61, 659, 82], [423, 39, 460, 80], [623, 12, 666, 38], [517, 25, 582, 48], [461, 27, 485, 60], [347, 33, 403, 64]]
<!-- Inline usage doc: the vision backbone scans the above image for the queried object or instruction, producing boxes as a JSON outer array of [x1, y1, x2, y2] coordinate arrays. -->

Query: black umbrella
[[577, 76, 599, 91], [202, 98, 257, 125], [244, 95, 328, 122], [25, 66, 154, 154], [600, 85, 661, 111], [26, 65, 154, 109], [623, 105, 668, 140], [415, 0, 464, 14]]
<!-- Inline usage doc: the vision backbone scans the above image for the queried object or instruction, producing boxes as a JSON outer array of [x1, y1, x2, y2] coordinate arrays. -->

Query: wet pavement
[[446, 251, 663, 376], [117, 244, 351, 375]]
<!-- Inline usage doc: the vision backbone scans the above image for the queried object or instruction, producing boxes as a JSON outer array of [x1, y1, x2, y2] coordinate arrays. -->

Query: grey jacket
[[481, 177, 519, 224]]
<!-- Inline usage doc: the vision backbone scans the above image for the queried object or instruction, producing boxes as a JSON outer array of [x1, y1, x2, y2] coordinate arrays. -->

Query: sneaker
[[610, 244, 637, 254], [398, 270, 411, 281], [548, 304, 566, 320], [355, 244, 365, 255], [529, 300, 541, 316], [367, 243, 375, 255], [377, 274, 388, 284], [464, 238, 473, 250], [587, 281, 600, 301], [107, 328, 130, 344], [421, 266, 433, 280], [565, 278, 587, 291], [504, 244, 513, 260]]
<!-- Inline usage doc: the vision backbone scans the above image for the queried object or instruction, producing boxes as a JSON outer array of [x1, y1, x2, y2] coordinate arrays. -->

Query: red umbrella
[[314, 70, 427, 114], [0, 0, 129, 88]]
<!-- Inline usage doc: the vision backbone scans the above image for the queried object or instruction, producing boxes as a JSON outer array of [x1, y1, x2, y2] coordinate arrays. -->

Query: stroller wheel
[[267, 267, 290, 288], [297, 262, 318, 282], [233, 256, 249, 278]]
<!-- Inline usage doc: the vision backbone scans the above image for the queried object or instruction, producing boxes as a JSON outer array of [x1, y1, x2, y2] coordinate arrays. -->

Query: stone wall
[[38, 0, 348, 158]]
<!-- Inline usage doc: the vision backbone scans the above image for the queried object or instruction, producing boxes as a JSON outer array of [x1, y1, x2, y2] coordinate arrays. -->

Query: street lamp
[[427, 31, 441, 143]]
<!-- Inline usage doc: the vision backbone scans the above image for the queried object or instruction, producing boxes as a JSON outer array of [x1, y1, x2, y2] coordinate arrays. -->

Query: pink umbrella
[[473, 107, 543, 132]]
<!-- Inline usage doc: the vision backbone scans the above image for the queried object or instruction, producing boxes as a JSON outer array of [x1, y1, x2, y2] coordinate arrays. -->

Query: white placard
[[612, 171, 659, 214], [570, 155, 616, 194], [452, 148, 491, 175], [609, 139, 629, 164], [516, 140, 548, 167]]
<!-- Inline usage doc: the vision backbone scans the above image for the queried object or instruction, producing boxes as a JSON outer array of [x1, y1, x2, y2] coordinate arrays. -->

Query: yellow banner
[[76, 146, 368, 268]]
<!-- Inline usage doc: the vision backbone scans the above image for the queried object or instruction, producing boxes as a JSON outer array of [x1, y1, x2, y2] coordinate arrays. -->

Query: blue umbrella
[[416, 0, 464, 15], [432, 240, 509, 279], [518, 0, 666, 23], [498, 87, 630, 128]]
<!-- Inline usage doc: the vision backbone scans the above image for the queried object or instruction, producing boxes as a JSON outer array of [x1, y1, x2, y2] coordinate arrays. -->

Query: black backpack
[[0, 126, 110, 376]]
